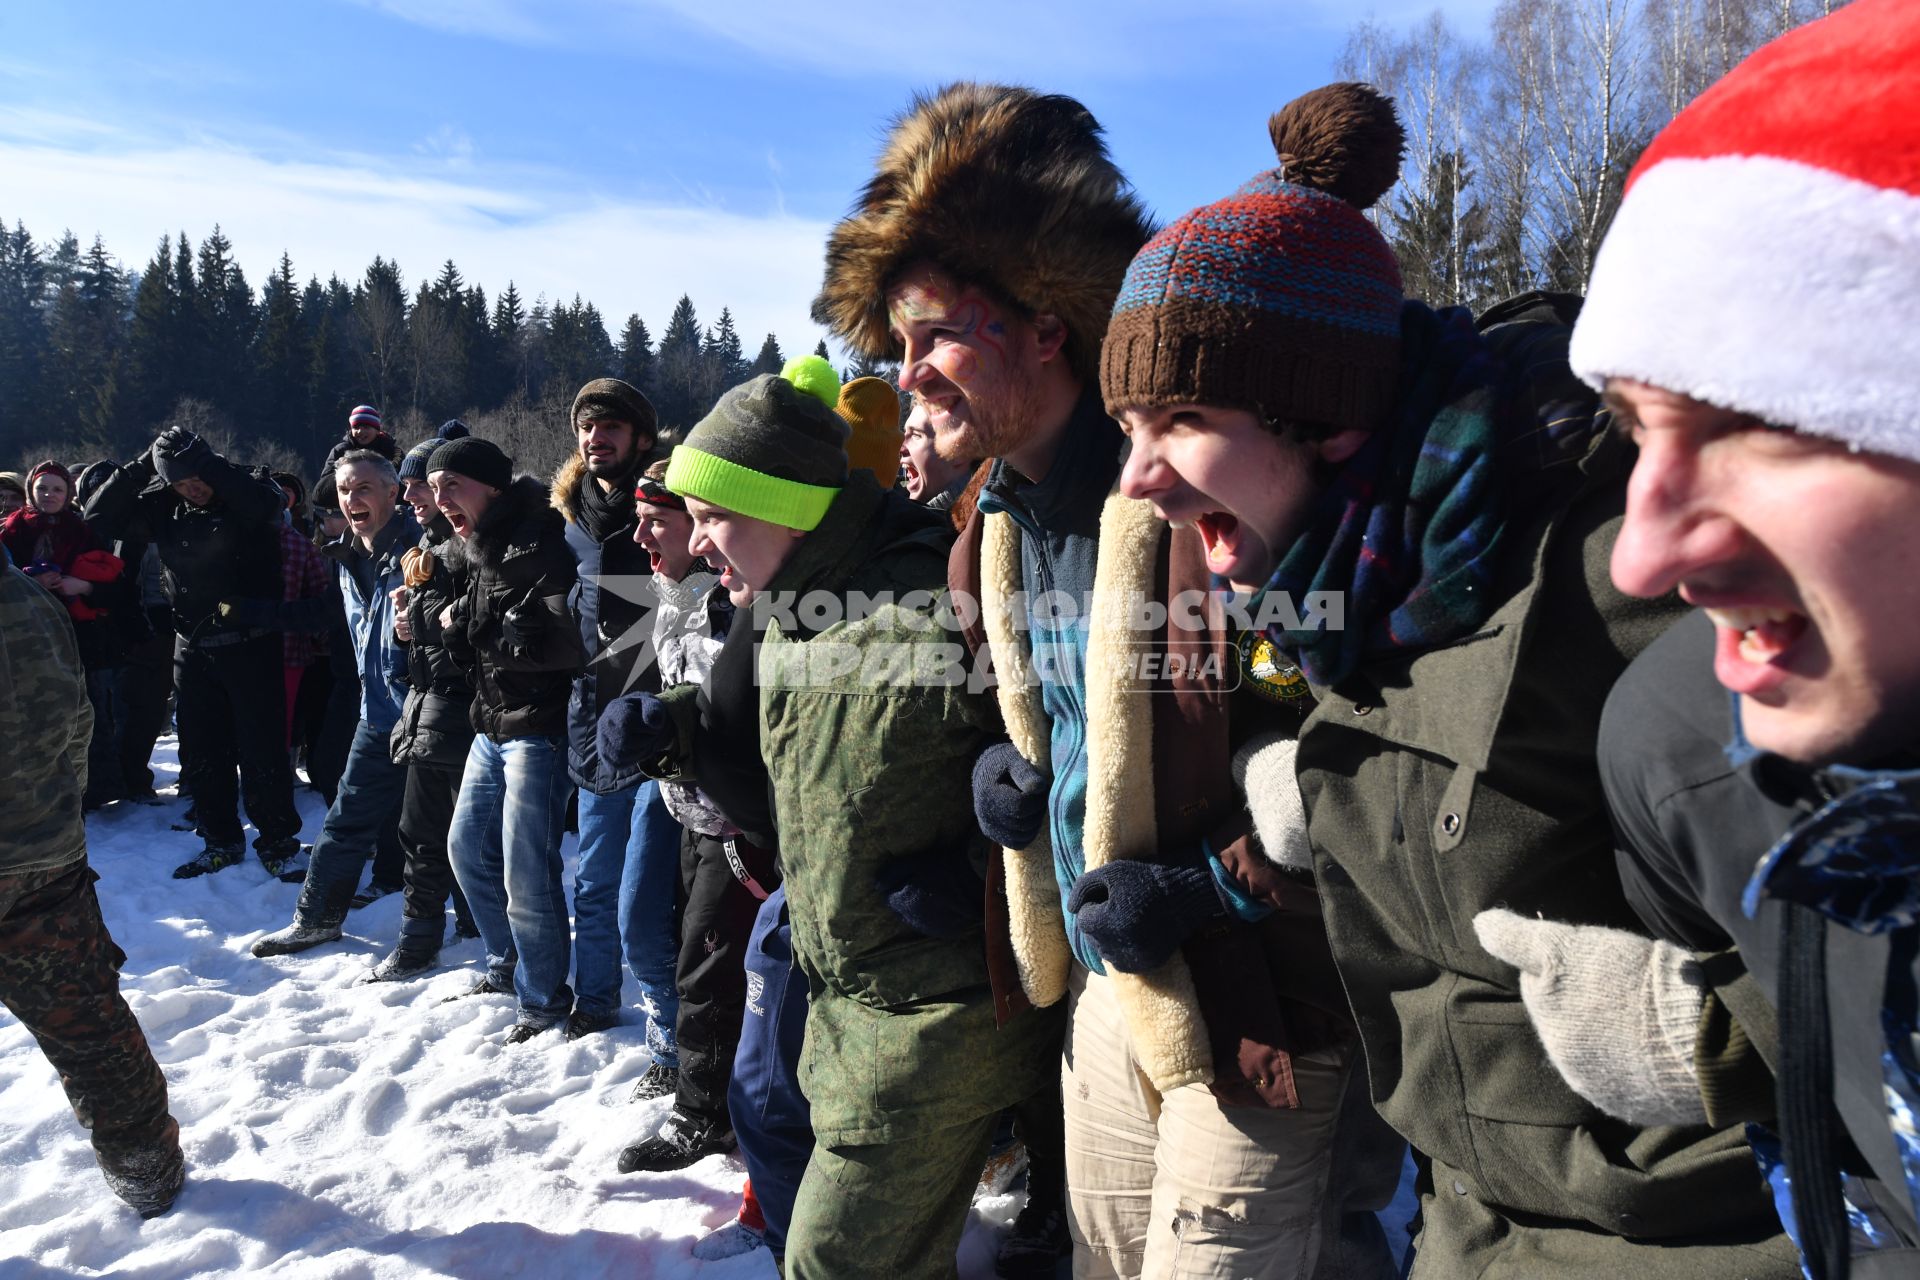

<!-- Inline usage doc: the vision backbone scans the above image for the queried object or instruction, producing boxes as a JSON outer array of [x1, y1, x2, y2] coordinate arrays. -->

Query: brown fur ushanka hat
[[811, 82, 1153, 384]]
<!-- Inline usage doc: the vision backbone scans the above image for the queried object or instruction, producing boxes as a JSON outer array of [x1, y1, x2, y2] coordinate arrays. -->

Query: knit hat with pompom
[[1101, 82, 1407, 434], [665, 357, 850, 531]]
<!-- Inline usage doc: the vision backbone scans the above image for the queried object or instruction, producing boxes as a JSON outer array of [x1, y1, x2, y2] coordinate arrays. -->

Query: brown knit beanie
[[1101, 83, 1407, 434]]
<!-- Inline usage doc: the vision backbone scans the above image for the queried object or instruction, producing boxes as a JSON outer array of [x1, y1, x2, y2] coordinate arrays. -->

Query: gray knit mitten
[[1473, 908, 1709, 1127]]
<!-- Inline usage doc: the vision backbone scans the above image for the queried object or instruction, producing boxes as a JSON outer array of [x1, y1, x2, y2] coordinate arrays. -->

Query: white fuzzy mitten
[[1230, 733, 1313, 872], [1473, 908, 1709, 1127]]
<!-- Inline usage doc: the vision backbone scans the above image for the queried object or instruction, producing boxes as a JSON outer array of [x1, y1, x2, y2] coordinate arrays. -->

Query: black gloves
[[1067, 857, 1229, 974], [598, 692, 674, 769], [874, 845, 987, 939], [500, 597, 544, 650], [972, 741, 1050, 849]]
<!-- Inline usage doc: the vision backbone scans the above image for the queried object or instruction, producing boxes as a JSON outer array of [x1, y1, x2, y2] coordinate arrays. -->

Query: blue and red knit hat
[[348, 404, 382, 431], [1101, 83, 1406, 434]]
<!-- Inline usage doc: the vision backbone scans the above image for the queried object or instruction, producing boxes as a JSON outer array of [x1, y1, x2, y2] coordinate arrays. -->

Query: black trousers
[[115, 623, 174, 796], [397, 759, 477, 948], [173, 633, 300, 849], [0, 861, 178, 1169], [675, 828, 763, 1126]]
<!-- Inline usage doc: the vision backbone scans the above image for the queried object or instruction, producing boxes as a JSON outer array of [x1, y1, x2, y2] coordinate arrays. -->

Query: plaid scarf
[[1262, 301, 1512, 686]]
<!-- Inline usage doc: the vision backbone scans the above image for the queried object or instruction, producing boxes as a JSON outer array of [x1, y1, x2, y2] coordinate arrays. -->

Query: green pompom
[[780, 355, 841, 411]]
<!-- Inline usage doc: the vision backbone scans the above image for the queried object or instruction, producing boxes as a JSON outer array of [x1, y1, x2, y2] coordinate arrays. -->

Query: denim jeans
[[296, 720, 408, 927], [575, 780, 682, 1057], [448, 734, 574, 1026]]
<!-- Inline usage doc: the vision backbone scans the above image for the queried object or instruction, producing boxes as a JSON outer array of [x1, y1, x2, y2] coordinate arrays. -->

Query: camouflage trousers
[[0, 859, 178, 1169]]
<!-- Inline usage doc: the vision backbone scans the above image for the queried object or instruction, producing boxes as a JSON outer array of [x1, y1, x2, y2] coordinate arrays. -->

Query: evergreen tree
[[655, 294, 704, 430], [493, 281, 528, 400], [812, 338, 831, 361], [255, 252, 308, 451], [748, 332, 784, 378], [195, 226, 256, 420], [42, 235, 128, 451], [351, 256, 408, 414], [0, 221, 51, 459], [124, 234, 184, 441], [704, 307, 747, 390], [617, 314, 655, 392]]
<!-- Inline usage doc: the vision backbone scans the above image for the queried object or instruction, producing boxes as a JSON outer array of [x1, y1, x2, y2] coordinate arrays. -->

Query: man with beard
[[553, 377, 685, 1049], [812, 82, 1153, 1278], [84, 426, 305, 878], [431, 436, 584, 1042], [251, 451, 419, 957]]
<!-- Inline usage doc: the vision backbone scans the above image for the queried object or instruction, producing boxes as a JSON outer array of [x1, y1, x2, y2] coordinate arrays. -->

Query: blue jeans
[[575, 781, 682, 1056], [448, 734, 574, 1026], [296, 720, 408, 926], [729, 888, 812, 1254]]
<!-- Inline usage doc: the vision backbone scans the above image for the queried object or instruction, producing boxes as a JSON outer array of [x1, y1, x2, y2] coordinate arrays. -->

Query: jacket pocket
[[1448, 997, 1602, 1128]]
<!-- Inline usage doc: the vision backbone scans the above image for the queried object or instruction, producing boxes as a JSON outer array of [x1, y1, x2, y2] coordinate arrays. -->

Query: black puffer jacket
[[443, 477, 584, 741], [82, 448, 285, 643], [390, 515, 476, 769]]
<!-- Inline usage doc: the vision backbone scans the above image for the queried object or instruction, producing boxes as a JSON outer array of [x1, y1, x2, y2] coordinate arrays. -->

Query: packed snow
[[0, 737, 1414, 1277]]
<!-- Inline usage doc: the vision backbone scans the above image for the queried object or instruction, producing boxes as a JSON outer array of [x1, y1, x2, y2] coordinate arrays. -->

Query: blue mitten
[[1066, 858, 1228, 974], [598, 692, 674, 768], [873, 846, 986, 939], [972, 741, 1049, 849]]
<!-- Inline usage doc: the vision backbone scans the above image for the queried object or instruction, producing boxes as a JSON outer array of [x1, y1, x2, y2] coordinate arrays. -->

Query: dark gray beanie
[[664, 374, 849, 531], [427, 437, 512, 491]]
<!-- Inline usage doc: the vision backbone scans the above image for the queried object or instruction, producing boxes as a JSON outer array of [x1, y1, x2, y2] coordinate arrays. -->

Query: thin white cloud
[[0, 120, 834, 353]]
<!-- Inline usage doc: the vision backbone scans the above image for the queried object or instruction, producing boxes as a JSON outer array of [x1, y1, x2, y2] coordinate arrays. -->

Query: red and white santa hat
[[1570, 0, 1920, 460]]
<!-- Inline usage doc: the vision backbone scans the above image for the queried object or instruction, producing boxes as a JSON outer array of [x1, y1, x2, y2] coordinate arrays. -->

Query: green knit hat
[[665, 368, 849, 531]]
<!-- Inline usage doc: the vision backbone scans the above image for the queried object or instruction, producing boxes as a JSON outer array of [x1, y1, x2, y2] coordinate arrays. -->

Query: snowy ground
[[1, 736, 1415, 1278]]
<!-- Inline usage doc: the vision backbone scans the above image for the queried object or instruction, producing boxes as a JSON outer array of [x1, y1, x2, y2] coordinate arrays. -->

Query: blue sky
[[0, 0, 1499, 356]]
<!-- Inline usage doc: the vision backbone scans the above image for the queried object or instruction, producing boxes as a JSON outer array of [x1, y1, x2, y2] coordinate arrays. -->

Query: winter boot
[[628, 1061, 678, 1102], [615, 1108, 735, 1173], [97, 1138, 185, 1219], [257, 840, 310, 884], [364, 944, 441, 983], [349, 880, 400, 910], [564, 1009, 619, 1041], [250, 918, 344, 958], [503, 1020, 556, 1045], [692, 1219, 766, 1261], [439, 972, 514, 1004], [994, 1189, 1071, 1278], [172, 843, 244, 879]]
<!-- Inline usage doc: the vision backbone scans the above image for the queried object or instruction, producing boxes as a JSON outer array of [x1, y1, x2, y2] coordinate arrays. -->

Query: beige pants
[[1062, 968, 1401, 1280]]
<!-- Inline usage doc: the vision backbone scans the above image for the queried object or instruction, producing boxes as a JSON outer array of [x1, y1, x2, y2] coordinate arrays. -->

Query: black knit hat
[[401, 420, 471, 483], [571, 378, 658, 442], [427, 436, 512, 492]]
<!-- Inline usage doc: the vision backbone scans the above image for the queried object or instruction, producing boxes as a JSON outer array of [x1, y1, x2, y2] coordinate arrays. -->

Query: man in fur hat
[[814, 82, 1150, 1275]]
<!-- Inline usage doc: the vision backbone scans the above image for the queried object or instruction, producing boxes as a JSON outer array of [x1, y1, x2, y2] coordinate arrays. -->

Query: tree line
[[3, 0, 1843, 477], [1343, 0, 1844, 312], [0, 224, 863, 477]]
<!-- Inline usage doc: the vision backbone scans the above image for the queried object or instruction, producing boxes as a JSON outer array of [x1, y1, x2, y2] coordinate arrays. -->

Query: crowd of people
[[1, 3, 1916, 1276]]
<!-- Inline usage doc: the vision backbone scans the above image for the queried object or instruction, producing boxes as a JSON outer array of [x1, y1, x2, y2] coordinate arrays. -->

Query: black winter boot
[[250, 918, 344, 957], [98, 1139, 185, 1218], [172, 843, 243, 879], [615, 1109, 735, 1173]]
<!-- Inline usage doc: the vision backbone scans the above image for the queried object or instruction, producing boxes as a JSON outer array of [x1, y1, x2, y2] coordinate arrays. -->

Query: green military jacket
[[737, 473, 1059, 1146], [1, 563, 93, 878], [1297, 425, 1796, 1275]]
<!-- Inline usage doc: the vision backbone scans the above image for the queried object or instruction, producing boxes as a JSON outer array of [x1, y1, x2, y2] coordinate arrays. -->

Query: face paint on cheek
[[933, 344, 980, 385]]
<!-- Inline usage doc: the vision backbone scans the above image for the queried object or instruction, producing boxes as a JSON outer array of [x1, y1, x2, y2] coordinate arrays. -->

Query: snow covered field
[[1, 737, 1413, 1278]]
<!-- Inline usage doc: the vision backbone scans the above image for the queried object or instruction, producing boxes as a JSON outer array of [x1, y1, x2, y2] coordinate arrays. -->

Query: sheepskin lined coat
[[950, 486, 1356, 1109]]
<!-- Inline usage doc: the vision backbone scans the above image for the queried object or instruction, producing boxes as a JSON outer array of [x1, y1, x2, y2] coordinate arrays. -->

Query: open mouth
[[1702, 604, 1810, 695], [903, 461, 921, 492], [645, 547, 664, 574], [1194, 512, 1241, 575], [347, 508, 373, 527], [446, 511, 470, 536]]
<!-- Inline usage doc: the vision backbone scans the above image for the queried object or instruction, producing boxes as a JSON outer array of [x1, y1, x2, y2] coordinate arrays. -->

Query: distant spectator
[[83, 427, 305, 878], [0, 471, 25, 521], [323, 405, 398, 475], [4, 460, 134, 809]]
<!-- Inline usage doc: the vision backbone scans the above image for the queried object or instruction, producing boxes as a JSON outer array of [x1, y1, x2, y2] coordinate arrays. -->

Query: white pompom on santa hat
[[1570, 0, 1920, 461]]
